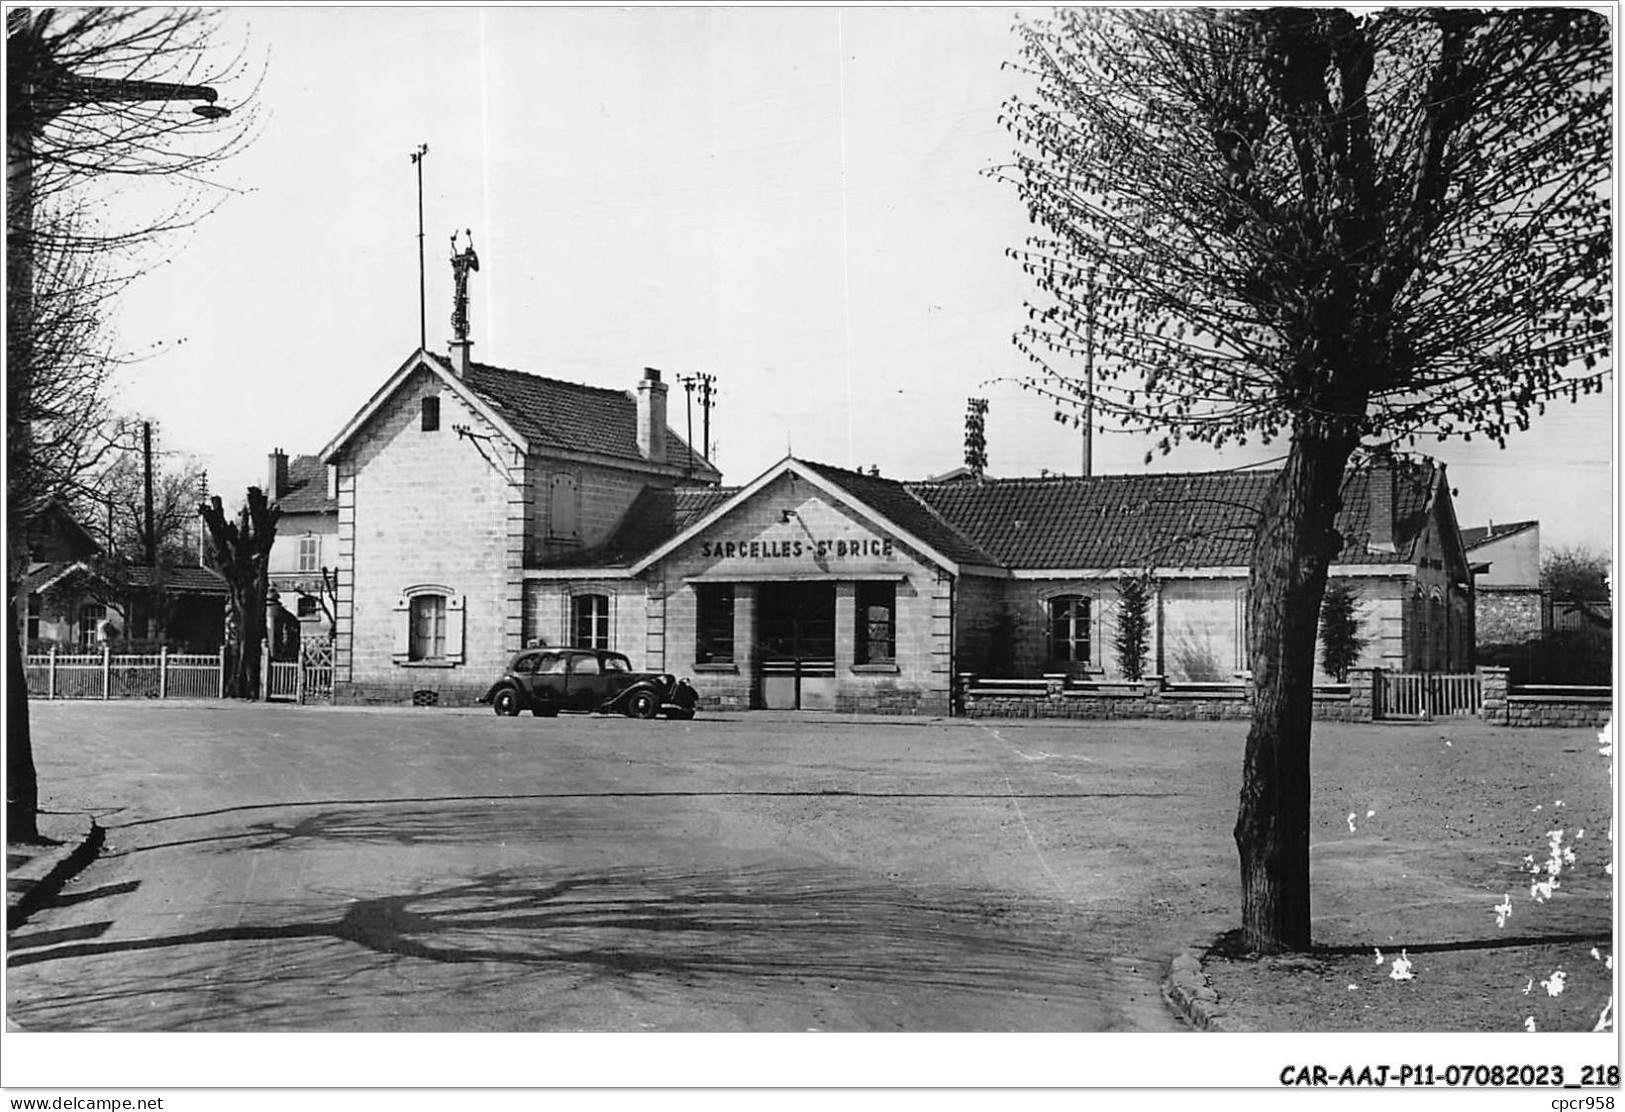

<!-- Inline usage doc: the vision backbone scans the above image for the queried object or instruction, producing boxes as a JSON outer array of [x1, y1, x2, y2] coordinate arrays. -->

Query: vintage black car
[[482, 647, 698, 720]]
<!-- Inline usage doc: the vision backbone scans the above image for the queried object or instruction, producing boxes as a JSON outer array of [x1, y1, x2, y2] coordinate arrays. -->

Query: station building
[[321, 340, 1475, 713]]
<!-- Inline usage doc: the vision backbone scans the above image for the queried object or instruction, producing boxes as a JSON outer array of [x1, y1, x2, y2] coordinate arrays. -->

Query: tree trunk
[[7, 586, 42, 843], [1234, 425, 1356, 953]]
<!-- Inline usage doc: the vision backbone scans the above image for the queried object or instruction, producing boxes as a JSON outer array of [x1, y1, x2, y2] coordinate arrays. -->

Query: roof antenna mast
[[410, 144, 429, 351]]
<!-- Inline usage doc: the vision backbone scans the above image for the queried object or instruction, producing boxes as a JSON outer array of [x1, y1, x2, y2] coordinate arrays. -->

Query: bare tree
[[997, 8, 1610, 951], [7, 7, 258, 840], [199, 488, 279, 700]]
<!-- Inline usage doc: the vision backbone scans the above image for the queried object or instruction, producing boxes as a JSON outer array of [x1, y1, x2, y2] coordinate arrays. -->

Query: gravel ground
[[1197, 718, 1615, 1033]]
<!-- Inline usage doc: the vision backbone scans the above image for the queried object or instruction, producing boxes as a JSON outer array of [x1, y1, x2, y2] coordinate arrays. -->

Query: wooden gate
[[1377, 672, 1481, 720]]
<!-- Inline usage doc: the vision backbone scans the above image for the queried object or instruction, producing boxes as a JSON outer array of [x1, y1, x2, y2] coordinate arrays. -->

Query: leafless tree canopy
[[998, 8, 1611, 461], [7, 7, 260, 519]]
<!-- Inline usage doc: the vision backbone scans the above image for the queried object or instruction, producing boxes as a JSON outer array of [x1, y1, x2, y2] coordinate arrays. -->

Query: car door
[[566, 651, 607, 711], [528, 651, 566, 708]]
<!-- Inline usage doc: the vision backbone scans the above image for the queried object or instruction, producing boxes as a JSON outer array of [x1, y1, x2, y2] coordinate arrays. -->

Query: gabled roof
[[321, 348, 720, 481], [1460, 520, 1539, 549], [24, 500, 103, 560], [20, 560, 105, 595], [536, 486, 738, 569], [911, 461, 1439, 571], [274, 455, 335, 515], [523, 457, 1449, 577], [798, 460, 1000, 567]]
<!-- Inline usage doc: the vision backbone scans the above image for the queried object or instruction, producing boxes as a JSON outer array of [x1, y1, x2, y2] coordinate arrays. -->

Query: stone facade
[[327, 355, 712, 707], [522, 469, 957, 715], [1476, 586, 1545, 646]]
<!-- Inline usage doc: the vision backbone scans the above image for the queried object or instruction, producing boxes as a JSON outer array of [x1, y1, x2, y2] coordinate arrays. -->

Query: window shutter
[[392, 596, 411, 661], [446, 595, 466, 663]]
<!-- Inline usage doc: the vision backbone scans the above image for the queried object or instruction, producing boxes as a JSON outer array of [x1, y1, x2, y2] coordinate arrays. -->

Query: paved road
[[7, 702, 1247, 1033]]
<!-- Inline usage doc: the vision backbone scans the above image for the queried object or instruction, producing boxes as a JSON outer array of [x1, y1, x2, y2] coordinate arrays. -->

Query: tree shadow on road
[[7, 861, 1137, 1031]]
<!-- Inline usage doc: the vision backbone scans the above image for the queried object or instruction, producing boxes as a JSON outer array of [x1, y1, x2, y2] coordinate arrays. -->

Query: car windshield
[[603, 655, 632, 672]]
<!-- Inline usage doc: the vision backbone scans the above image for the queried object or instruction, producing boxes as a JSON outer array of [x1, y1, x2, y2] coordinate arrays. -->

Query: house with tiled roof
[[318, 251, 1470, 711], [319, 298, 723, 702], [264, 450, 339, 639], [512, 453, 1473, 714], [16, 500, 228, 653]]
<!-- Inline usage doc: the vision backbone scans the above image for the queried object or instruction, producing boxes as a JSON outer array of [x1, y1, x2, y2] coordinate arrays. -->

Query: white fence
[[24, 643, 334, 703], [24, 649, 225, 701]]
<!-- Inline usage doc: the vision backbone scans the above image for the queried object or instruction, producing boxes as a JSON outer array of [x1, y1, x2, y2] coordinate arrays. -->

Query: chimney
[[267, 449, 288, 500], [637, 367, 668, 464], [447, 337, 473, 378], [1367, 458, 1396, 554]]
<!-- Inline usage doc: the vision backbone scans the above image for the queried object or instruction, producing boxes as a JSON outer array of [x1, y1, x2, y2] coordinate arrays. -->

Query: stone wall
[[960, 675, 1359, 722], [1477, 666, 1612, 729], [1476, 587, 1545, 646]]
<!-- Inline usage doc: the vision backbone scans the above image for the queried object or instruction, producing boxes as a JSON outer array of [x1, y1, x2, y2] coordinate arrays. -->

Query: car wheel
[[664, 707, 695, 720], [493, 688, 522, 717], [626, 690, 659, 719]]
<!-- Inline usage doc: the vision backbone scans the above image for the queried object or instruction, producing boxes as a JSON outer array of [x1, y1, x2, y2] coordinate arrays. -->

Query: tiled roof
[[1460, 520, 1539, 549], [124, 565, 230, 595], [21, 560, 102, 594], [911, 462, 1438, 571], [799, 460, 1002, 567], [453, 358, 719, 478], [274, 455, 335, 515], [536, 485, 737, 569], [526, 457, 1443, 575]]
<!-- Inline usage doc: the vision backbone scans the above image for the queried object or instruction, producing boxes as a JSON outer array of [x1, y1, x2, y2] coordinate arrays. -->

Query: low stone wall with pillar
[[1479, 665, 1613, 729]]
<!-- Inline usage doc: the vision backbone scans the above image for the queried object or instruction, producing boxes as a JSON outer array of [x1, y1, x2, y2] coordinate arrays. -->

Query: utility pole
[[1082, 278, 1095, 478], [675, 373, 717, 464], [143, 422, 156, 566], [676, 374, 697, 479], [695, 373, 717, 462], [410, 144, 429, 351]]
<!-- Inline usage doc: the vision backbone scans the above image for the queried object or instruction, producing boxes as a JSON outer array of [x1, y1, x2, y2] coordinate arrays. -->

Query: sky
[[101, 5, 1615, 558]]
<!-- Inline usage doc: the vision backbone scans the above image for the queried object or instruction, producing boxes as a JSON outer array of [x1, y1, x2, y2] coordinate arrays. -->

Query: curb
[[1161, 935, 1247, 1032], [6, 820, 105, 932]]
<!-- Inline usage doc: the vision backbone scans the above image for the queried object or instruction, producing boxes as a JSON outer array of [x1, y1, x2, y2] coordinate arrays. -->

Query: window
[[421, 396, 440, 432], [1048, 595, 1091, 665], [1235, 589, 1250, 672], [392, 587, 465, 664], [296, 595, 319, 619], [573, 593, 610, 649], [696, 584, 735, 664], [25, 595, 39, 645], [410, 594, 446, 660], [536, 652, 566, 675], [550, 473, 579, 540], [78, 602, 107, 650], [570, 652, 601, 675], [856, 582, 896, 664], [298, 534, 319, 573]]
